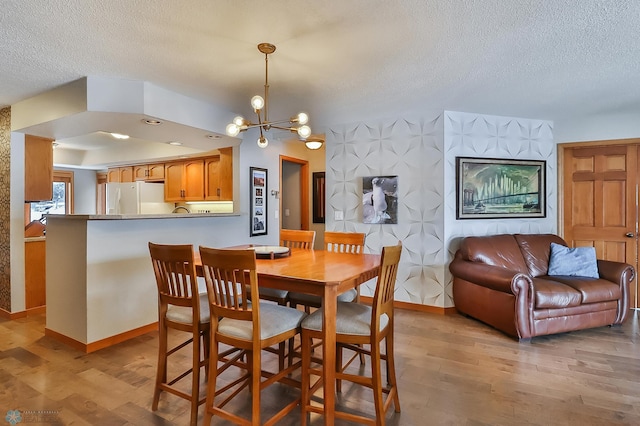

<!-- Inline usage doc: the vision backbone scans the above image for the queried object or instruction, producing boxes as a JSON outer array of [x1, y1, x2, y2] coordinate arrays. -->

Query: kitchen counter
[[44, 211, 262, 353], [25, 236, 46, 242], [47, 212, 240, 220]]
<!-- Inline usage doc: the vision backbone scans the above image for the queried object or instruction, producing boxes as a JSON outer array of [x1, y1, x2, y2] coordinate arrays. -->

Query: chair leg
[[203, 336, 218, 425], [336, 343, 343, 393], [203, 328, 210, 378], [386, 330, 401, 412], [189, 328, 201, 426], [300, 330, 312, 426], [370, 339, 386, 426], [251, 347, 262, 425], [152, 321, 168, 411]]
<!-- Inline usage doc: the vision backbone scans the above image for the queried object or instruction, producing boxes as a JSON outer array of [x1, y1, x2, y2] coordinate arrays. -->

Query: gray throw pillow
[[547, 242, 599, 278]]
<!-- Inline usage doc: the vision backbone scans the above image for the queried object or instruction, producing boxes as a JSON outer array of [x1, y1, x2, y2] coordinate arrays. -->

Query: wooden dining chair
[[199, 246, 307, 426], [288, 231, 366, 311], [148, 242, 210, 426], [280, 228, 316, 249], [300, 243, 402, 426]]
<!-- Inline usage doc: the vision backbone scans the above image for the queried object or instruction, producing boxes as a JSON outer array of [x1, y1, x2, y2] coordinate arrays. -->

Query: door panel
[[563, 144, 637, 308]]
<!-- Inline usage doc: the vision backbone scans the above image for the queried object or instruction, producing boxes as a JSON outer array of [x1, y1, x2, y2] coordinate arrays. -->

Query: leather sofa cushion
[[545, 277, 622, 304], [533, 277, 582, 309], [514, 234, 568, 277], [460, 234, 529, 273]]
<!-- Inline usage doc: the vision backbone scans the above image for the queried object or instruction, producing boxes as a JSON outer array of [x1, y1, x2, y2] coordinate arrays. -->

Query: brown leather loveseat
[[449, 234, 634, 340]]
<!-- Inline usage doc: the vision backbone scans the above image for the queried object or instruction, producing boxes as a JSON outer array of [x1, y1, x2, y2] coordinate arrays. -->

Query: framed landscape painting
[[456, 157, 546, 219]]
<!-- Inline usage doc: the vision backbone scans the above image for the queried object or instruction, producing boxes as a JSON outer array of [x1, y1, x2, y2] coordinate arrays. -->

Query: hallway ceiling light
[[110, 132, 129, 139], [226, 43, 318, 149]]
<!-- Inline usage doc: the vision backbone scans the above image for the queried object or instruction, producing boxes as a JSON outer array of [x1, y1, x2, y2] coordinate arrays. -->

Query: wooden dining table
[[197, 245, 381, 425]]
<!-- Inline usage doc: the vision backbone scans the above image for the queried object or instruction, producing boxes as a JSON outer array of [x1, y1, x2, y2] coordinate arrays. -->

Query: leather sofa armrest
[[597, 259, 635, 285], [449, 256, 530, 295], [597, 259, 634, 324]]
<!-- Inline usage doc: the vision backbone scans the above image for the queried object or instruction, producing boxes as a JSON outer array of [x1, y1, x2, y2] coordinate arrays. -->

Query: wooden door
[[563, 144, 637, 307]]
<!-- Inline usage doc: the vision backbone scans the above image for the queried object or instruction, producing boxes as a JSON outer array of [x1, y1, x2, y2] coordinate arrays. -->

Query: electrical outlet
[[334, 210, 344, 220]]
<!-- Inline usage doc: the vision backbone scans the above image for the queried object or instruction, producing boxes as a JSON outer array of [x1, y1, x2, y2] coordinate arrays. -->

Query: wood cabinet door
[[107, 168, 120, 182], [25, 240, 46, 308], [119, 167, 134, 183], [218, 147, 233, 201], [24, 135, 53, 201], [183, 160, 204, 200], [164, 162, 185, 201], [204, 156, 221, 200], [563, 144, 637, 306], [147, 163, 165, 181], [133, 165, 148, 181]]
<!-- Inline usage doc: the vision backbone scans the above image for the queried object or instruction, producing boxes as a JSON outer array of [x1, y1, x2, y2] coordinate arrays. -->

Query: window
[[28, 170, 74, 223]]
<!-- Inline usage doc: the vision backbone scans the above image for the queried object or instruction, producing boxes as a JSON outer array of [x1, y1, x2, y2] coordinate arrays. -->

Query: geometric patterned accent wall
[[325, 113, 446, 306], [0, 107, 11, 311], [325, 111, 556, 310], [443, 111, 557, 307]]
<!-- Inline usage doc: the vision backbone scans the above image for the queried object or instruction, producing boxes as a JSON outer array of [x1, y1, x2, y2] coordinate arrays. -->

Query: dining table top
[[196, 245, 381, 295]]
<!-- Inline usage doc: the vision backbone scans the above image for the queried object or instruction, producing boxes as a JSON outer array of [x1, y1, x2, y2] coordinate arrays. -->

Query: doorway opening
[[279, 155, 309, 232]]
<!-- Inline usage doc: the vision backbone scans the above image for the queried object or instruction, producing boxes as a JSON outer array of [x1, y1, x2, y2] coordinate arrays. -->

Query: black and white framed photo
[[362, 176, 398, 224], [250, 167, 267, 236], [456, 157, 546, 219]]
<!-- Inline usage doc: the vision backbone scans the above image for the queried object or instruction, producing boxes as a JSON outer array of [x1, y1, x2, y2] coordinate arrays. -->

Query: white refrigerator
[[106, 182, 175, 214]]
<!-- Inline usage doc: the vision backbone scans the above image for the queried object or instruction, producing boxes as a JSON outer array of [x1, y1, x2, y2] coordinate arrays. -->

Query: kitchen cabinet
[[25, 135, 53, 201], [107, 166, 134, 183], [25, 239, 46, 308], [204, 148, 233, 201], [164, 160, 204, 201], [134, 163, 165, 181]]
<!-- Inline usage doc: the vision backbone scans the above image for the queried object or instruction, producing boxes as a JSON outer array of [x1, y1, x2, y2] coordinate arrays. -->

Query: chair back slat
[[280, 229, 316, 250], [372, 243, 402, 330], [199, 247, 258, 323], [149, 243, 199, 309], [325, 231, 366, 254]]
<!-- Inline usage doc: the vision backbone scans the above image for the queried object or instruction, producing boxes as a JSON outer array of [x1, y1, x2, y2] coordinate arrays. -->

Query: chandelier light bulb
[[226, 123, 240, 137], [257, 135, 269, 148], [232, 116, 245, 126], [297, 125, 312, 139], [251, 95, 265, 110], [296, 112, 309, 125]]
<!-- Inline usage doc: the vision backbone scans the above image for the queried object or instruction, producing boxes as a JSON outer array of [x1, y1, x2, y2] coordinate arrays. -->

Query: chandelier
[[225, 43, 321, 149]]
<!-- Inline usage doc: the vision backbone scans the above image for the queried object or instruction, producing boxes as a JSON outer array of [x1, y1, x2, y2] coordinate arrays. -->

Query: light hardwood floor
[[1, 309, 639, 425]]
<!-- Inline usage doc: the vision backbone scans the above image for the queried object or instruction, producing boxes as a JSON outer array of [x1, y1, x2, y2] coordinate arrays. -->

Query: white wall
[[57, 167, 98, 214]]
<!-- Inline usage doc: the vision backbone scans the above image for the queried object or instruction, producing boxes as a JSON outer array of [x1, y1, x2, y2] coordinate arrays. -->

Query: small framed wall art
[[250, 167, 268, 236]]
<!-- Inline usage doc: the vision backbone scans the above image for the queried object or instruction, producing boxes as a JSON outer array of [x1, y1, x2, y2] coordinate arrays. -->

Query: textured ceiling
[[2, 0, 639, 149]]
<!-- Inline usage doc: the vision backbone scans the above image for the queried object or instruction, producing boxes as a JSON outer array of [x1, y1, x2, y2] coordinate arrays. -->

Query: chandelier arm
[[263, 51, 269, 123], [270, 125, 299, 133]]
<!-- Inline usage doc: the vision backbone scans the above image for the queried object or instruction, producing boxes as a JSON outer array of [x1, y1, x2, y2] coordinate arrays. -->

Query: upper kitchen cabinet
[[164, 160, 204, 201], [134, 163, 165, 181], [204, 148, 233, 201], [107, 166, 134, 183], [25, 135, 53, 201]]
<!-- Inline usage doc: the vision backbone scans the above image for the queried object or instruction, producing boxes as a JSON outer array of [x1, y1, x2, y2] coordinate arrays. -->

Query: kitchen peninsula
[[45, 212, 253, 353]]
